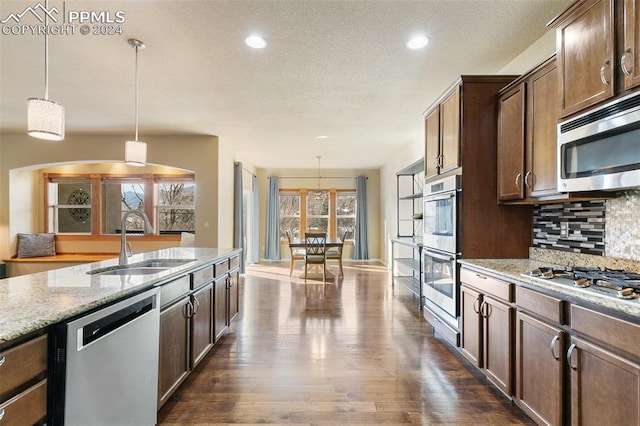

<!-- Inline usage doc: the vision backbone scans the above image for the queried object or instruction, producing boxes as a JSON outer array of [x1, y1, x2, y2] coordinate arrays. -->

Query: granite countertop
[[0, 247, 241, 346], [458, 257, 640, 321]]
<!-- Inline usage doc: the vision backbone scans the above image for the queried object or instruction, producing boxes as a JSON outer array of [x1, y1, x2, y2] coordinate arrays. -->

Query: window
[[278, 188, 355, 240], [336, 191, 356, 239], [46, 173, 195, 235], [279, 191, 301, 240]]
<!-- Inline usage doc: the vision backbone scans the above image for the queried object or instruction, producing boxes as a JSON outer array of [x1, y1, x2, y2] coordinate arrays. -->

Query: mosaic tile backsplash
[[532, 201, 606, 256], [605, 190, 640, 260], [532, 191, 640, 260]]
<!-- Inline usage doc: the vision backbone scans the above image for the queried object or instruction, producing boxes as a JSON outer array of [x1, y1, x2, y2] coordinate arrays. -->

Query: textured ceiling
[[0, 0, 572, 169]]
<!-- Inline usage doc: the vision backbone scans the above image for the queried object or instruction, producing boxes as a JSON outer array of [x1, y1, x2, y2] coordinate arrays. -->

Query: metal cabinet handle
[[185, 300, 194, 319], [0, 356, 5, 367], [0, 408, 5, 421], [475, 273, 487, 280], [192, 296, 200, 315], [433, 158, 439, 169], [438, 155, 445, 169], [524, 171, 532, 189], [567, 343, 578, 371], [621, 48, 633, 76], [515, 173, 522, 190], [480, 301, 490, 318], [550, 335, 560, 360], [600, 60, 611, 86], [472, 297, 480, 314]]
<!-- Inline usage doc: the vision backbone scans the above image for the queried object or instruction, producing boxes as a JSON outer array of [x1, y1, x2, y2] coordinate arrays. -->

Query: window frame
[[278, 188, 355, 241], [44, 172, 195, 238]]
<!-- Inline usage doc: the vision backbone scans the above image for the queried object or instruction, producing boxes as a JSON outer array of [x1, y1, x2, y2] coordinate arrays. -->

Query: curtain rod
[[235, 162, 256, 178], [278, 176, 366, 179]]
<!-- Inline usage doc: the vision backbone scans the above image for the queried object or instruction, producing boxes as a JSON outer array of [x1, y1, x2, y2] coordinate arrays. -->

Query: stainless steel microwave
[[557, 91, 640, 192]]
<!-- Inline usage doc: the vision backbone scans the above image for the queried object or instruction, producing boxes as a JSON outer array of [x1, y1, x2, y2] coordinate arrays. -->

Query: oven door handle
[[424, 192, 456, 202], [422, 248, 456, 263]]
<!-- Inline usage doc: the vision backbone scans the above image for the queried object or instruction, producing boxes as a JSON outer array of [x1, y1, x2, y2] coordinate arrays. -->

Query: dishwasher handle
[[81, 294, 156, 348]]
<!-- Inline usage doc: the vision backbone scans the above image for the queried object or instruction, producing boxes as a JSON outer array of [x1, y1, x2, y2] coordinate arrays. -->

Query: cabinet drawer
[[159, 275, 190, 309], [214, 260, 229, 279], [460, 268, 513, 302], [516, 286, 565, 325], [0, 335, 47, 399], [229, 255, 240, 270], [191, 265, 213, 289], [0, 379, 47, 426], [571, 304, 640, 359]]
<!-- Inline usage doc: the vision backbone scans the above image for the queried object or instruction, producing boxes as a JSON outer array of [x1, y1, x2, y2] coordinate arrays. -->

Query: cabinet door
[[527, 59, 560, 198], [568, 336, 640, 426], [214, 276, 228, 342], [515, 311, 565, 426], [497, 82, 526, 201], [424, 107, 440, 179], [482, 295, 513, 396], [460, 285, 482, 367], [158, 297, 191, 408], [624, 0, 640, 89], [227, 270, 240, 325], [556, 0, 615, 117], [439, 86, 460, 173], [190, 282, 214, 368]]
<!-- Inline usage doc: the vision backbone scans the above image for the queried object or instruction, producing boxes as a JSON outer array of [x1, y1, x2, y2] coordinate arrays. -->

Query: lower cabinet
[[158, 293, 191, 408], [0, 334, 48, 426], [515, 286, 566, 426], [567, 305, 640, 426], [213, 275, 228, 342], [190, 282, 214, 367], [459, 268, 514, 396], [227, 268, 240, 325]]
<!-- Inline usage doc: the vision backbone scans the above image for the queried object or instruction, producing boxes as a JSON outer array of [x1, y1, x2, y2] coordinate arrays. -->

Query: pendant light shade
[[27, 98, 65, 140], [125, 140, 147, 167], [27, 0, 65, 141], [124, 38, 147, 167]]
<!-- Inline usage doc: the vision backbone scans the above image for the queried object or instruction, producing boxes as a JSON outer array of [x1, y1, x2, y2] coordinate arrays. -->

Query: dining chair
[[285, 230, 305, 277], [326, 229, 348, 277], [304, 232, 327, 284]]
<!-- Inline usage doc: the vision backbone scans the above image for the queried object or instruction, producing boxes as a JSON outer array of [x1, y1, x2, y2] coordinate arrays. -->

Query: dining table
[[289, 238, 344, 280]]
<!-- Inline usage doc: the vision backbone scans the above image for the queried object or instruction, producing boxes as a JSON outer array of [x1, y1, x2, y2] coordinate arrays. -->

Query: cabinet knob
[[621, 48, 633, 76], [600, 60, 611, 86], [549, 335, 560, 360]]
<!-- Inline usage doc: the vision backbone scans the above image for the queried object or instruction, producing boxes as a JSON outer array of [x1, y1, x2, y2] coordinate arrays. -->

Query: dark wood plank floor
[[157, 261, 533, 425]]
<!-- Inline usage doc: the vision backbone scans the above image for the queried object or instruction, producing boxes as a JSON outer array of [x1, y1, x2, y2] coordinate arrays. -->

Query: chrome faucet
[[119, 210, 154, 265]]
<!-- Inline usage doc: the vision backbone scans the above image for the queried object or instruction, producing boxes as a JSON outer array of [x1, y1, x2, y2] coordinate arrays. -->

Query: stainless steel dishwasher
[[50, 287, 160, 426]]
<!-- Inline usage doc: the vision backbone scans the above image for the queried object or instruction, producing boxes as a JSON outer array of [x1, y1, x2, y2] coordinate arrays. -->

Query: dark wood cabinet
[[623, 0, 640, 90], [459, 268, 514, 396], [214, 275, 228, 342], [424, 84, 460, 178], [515, 286, 566, 426], [553, 0, 615, 117], [498, 56, 562, 203], [190, 282, 214, 368], [227, 269, 240, 325], [158, 295, 190, 408], [0, 334, 47, 426]]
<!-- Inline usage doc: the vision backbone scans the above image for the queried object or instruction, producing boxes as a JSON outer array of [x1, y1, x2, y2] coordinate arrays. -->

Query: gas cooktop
[[521, 266, 640, 302]]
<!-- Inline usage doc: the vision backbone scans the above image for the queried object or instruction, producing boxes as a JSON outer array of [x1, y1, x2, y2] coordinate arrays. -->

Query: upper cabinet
[[424, 85, 460, 179], [498, 57, 561, 203], [552, 0, 640, 118]]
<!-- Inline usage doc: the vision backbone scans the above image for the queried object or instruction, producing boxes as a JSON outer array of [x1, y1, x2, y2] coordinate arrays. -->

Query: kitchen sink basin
[[87, 258, 197, 276]]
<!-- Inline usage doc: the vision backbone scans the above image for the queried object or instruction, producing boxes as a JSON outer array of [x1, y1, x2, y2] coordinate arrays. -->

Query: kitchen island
[[0, 246, 241, 425]]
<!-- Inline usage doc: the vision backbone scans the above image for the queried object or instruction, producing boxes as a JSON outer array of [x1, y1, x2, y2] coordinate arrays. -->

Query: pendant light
[[312, 155, 323, 200], [124, 38, 147, 167], [27, 0, 65, 141]]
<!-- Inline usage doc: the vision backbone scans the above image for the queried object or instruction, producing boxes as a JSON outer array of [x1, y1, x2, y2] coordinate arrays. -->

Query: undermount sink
[[87, 258, 198, 276]]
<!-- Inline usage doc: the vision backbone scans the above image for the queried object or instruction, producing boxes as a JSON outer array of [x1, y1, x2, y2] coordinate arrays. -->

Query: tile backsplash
[[532, 201, 606, 256], [532, 191, 640, 260]]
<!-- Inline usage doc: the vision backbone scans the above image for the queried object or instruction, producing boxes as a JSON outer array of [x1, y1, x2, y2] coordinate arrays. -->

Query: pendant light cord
[[134, 43, 139, 141], [44, 0, 49, 100]]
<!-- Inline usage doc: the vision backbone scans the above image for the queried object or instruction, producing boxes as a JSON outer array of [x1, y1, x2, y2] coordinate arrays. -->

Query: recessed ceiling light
[[245, 35, 267, 49], [407, 35, 429, 50], [315, 135, 329, 139]]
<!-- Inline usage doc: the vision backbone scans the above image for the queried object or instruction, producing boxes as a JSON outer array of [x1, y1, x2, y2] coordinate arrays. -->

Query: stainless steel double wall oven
[[421, 175, 460, 330]]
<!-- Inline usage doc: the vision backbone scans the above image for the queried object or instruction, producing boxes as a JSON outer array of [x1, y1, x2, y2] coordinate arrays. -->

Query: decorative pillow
[[16, 233, 56, 258]]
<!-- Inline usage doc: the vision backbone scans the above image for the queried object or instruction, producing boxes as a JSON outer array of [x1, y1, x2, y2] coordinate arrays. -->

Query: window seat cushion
[[4, 253, 117, 263]]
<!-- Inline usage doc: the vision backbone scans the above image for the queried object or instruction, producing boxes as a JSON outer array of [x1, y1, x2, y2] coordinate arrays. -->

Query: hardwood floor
[[157, 261, 533, 425]]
